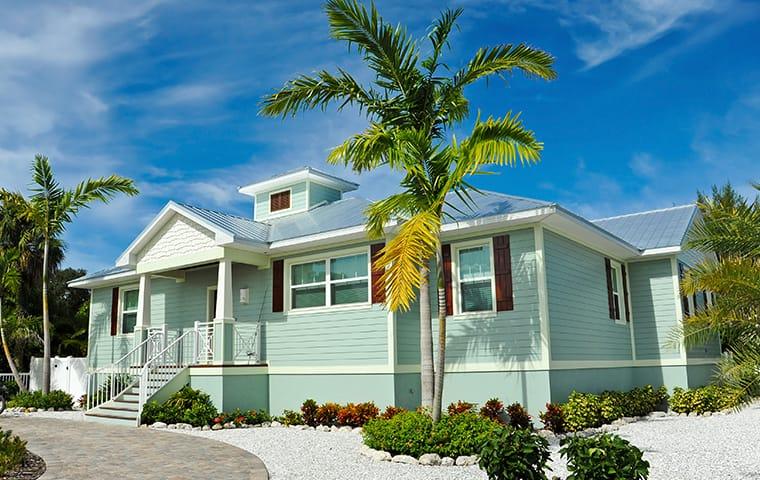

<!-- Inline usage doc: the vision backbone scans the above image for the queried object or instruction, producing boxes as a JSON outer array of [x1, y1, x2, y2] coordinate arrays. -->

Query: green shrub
[[140, 386, 217, 426], [539, 403, 565, 433], [301, 399, 319, 426], [0, 428, 27, 475], [336, 402, 379, 427], [316, 402, 341, 426], [381, 405, 407, 420], [480, 398, 505, 424], [279, 409, 304, 426], [560, 434, 649, 480], [506, 402, 533, 429], [479, 427, 550, 480], [622, 385, 668, 417], [432, 412, 503, 458], [8, 390, 73, 410], [599, 391, 625, 423], [363, 411, 434, 457], [447, 400, 476, 415], [1, 380, 20, 398], [245, 409, 272, 425], [670, 385, 742, 414], [562, 385, 669, 432], [563, 391, 603, 432]]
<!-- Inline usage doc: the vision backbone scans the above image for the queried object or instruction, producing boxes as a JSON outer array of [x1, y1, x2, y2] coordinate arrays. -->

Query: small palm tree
[[682, 183, 760, 404], [0, 248, 28, 392], [262, 0, 555, 419], [25, 155, 139, 393]]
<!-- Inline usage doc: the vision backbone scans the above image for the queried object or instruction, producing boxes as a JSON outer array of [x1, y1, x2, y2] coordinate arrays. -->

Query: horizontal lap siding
[[308, 183, 341, 207], [544, 230, 633, 361], [88, 287, 132, 368], [628, 259, 681, 360], [430, 229, 542, 364], [151, 268, 216, 330], [255, 181, 308, 221]]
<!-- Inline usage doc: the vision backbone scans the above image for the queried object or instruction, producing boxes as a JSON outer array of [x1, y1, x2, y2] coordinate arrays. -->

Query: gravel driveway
[[179, 404, 760, 480]]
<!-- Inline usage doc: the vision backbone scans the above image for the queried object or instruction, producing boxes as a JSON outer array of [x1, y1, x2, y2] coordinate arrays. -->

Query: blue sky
[[1, 0, 758, 273]]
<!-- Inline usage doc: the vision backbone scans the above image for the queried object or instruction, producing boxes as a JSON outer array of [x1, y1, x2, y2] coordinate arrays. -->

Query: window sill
[[285, 303, 373, 316], [614, 319, 628, 326], [448, 311, 498, 321]]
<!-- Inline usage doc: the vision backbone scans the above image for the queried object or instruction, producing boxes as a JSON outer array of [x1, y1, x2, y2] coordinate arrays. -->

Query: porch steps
[[85, 384, 140, 427]]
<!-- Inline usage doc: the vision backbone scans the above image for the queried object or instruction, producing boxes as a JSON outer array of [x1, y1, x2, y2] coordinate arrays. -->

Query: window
[[456, 243, 495, 314], [270, 189, 291, 213], [609, 263, 623, 322], [289, 251, 369, 310], [121, 288, 139, 334]]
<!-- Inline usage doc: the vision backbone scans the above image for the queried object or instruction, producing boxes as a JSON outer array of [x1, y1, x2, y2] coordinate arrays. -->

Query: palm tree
[[25, 155, 139, 394], [681, 183, 760, 404], [0, 248, 28, 392], [261, 0, 555, 420]]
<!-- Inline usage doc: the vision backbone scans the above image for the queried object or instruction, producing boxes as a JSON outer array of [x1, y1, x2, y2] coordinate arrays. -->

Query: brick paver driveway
[[0, 416, 268, 480]]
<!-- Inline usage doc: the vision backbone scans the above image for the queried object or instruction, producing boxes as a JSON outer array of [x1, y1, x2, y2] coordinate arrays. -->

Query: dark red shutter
[[604, 258, 615, 319], [110, 287, 119, 336], [370, 243, 385, 304], [270, 191, 291, 212], [442, 244, 453, 316], [621, 264, 631, 322], [272, 259, 284, 312], [493, 235, 514, 311]]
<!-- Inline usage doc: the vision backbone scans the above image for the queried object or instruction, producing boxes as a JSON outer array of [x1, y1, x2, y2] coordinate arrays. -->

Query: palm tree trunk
[[432, 246, 447, 421], [41, 238, 51, 394], [419, 263, 434, 411], [0, 301, 28, 393]]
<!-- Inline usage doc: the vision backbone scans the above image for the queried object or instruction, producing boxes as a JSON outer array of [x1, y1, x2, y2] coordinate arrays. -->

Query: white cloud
[[629, 152, 660, 178]]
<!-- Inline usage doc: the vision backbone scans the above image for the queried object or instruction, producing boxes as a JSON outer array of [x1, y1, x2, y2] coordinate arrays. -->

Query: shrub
[[0, 428, 27, 475], [447, 400, 476, 416], [1, 380, 20, 398], [563, 391, 604, 432], [560, 434, 649, 480], [381, 405, 407, 420], [599, 391, 625, 423], [315, 402, 341, 426], [244, 409, 272, 425], [670, 385, 742, 414], [561, 385, 669, 432], [337, 402, 379, 427], [539, 403, 565, 433], [140, 386, 217, 426], [479, 427, 550, 480], [480, 398, 505, 424], [301, 399, 319, 427], [363, 411, 434, 457], [279, 410, 304, 426], [506, 402, 533, 429], [623, 385, 668, 417], [8, 390, 73, 410], [432, 412, 503, 458]]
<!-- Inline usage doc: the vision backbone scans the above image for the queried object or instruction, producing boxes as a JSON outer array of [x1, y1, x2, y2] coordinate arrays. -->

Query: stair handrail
[[85, 328, 165, 410], [137, 327, 203, 422]]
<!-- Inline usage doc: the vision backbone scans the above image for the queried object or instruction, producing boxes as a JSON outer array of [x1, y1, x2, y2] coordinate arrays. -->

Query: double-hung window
[[456, 243, 495, 314], [609, 261, 627, 323], [289, 251, 369, 311], [121, 288, 139, 334]]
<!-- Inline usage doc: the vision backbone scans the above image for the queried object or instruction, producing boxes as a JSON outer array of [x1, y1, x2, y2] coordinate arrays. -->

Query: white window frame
[[118, 285, 139, 335], [284, 246, 371, 314], [268, 187, 293, 216], [609, 260, 627, 325], [452, 238, 497, 317]]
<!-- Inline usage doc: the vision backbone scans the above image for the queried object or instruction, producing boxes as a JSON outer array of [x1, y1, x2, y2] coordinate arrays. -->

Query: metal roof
[[443, 190, 553, 222], [74, 265, 135, 282], [592, 205, 697, 250], [178, 203, 270, 245], [268, 196, 370, 242]]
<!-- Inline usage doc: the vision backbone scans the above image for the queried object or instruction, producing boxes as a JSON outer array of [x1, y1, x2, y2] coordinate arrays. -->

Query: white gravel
[[179, 404, 760, 480]]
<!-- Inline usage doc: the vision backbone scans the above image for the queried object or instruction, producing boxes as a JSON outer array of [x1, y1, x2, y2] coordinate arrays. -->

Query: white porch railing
[[233, 323, 261, 363], [0, 373, 30, 391], [85, 328, 165, 410]]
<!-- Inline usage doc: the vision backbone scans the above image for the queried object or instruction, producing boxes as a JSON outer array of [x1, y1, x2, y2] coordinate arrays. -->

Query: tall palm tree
[[682, 183, 760, 404], [25, 155, 139, 393], [261, 0, 555, 420], [0, 248, 28, 392]]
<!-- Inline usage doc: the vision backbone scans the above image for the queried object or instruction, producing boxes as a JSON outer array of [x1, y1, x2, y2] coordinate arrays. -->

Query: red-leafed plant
[[480, 398, 506, 423], [315, 402, 341, 426], [337, 402, 379, 427], [539, 403, 566, 433], [301, 399, 319, 427], [447, 400, 476, 416], [507, 402, 533, 429], [381, 405, 407, 420]]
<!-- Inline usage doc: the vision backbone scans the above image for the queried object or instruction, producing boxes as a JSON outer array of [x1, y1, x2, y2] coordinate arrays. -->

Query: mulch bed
[[0, 451, 45, 480]]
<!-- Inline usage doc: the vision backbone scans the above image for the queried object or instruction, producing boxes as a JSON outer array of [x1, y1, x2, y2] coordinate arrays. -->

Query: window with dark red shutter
[[621, 264, 631, 322], [110, 287, 119, 336], [270, 190, 291, 213], [272, 259, 284, 312], [493, 235, 514, 312], [604, 258, 615, 319]]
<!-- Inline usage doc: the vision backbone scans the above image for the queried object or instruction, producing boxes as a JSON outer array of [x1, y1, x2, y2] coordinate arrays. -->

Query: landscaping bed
[[0, 451, 45, 480]]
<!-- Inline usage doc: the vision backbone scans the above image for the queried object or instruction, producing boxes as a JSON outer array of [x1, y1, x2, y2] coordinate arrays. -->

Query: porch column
[[134, 274, 152, 361], [214, 259, 234, 364]]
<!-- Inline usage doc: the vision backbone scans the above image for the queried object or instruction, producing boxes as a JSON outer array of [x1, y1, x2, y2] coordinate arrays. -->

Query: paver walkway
[[0, 416, 268, 480]]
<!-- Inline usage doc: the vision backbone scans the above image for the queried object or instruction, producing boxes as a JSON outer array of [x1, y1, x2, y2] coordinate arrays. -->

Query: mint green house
[[70, 167, 720, 426]]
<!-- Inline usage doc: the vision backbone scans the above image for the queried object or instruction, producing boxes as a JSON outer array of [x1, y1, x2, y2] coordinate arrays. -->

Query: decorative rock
[[622, 416, 636, 423], [261, 422, 271, 427], [600, 424, 619, 433], [455, 455, 478, 466], [47, 407, 55, 412], [28, 407, 37, 413], [353, 427, 363, 434], [211, 424, 223, 430], [57, 407, 64, 411], [679, 413, 687, 417], [316, 425, 330, 432], [419, 453, 441, 466], [688, 412, 699, 417], [611, 419, 627, 426], [151, 422, 167, 429], [168, 424, 178, 430], [330, 425, 340, 432], [703, 412, 712, 417], [192, 426, 201, 431], [392, 455, 419, 465], [537, 429, 555, 439], [371, 450, 392, 462], [271, 421, 282, 428], [339, 426, 353, 432], [440, 457, 455, 467], [649, 411, 667, 418], [202, 425, 211, 431]]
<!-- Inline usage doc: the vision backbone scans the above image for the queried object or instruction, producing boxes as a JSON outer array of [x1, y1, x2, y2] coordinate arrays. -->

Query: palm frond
[[261, 69, 381, 117], [453, 43, 556, 89], [457, 112, 543, 171], [375, 210, 440, 311], [365, 192, 421, 238], [422, 8, 463, 74], [325, 0, 420, 95]]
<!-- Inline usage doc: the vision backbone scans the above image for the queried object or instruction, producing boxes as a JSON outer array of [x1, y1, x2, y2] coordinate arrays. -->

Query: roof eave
[[238, 169, 359, 197]]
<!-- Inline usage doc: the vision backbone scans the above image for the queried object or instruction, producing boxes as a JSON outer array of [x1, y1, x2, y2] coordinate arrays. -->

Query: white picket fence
[[0, 373, 30, 390]]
